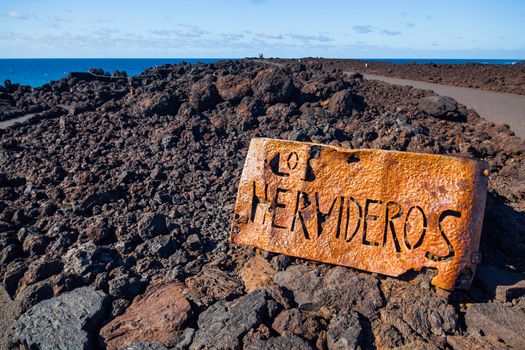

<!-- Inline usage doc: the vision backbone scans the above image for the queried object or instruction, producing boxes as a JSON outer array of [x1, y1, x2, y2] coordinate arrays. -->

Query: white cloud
[[7, 11, 28, 20]]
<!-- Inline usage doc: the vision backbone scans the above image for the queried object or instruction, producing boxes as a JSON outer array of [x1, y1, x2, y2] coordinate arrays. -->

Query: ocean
[[0, 58, 522, 87], [0, 58, 228, 87]]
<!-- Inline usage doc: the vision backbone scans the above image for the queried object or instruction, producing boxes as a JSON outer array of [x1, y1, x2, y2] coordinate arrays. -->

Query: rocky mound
[[321, 59, 525, 95], [0, 59, 524, 349]]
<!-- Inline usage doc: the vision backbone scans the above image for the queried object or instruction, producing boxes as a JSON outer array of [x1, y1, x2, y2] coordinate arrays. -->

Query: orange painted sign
[[230, 138, 489, 290]]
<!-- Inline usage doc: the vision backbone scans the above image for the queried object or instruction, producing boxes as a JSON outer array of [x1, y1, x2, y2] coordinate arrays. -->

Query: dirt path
[[352, 72, 525, 139], [0, 114, 34, 129], [0, 289, 18, 350]]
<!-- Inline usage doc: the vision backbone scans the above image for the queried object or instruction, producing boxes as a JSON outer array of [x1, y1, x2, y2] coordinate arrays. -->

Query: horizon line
[[0, 57, 524, 60]]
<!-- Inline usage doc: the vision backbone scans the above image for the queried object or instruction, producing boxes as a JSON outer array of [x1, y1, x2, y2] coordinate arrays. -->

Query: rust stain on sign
[[230, 138, 489, 290]]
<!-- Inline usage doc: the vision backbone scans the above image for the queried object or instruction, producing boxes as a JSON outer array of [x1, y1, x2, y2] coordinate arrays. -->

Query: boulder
[[190, 291, 268, 350], [101, 282, 191, 349], [216, 75, 252, 103], [189, 77, 220, 111], [418, 95, 458, 118], [22, 232, 49, 255], [326, 89, 354, 116], [378, 281, 457, 341], [19, 258, 64, 287], [9, 287, 109, 350], [273, 266, 383, 317], [81, 218, 114, 245], [252, 68, 295, 104]]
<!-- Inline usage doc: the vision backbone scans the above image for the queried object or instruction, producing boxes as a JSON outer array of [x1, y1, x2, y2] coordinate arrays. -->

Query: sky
[[1, 0, 524, 58]]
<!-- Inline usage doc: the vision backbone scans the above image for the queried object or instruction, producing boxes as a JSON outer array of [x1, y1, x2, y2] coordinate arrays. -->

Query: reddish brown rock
[[239, 254, 276, 292], [100, 282, 191, 349], [251, 68, 295, 104], [216, 75, 252, 103], [137, 92, 179, 116], [189, 76, 220, 111], [272, 308, 326, 341], [326, 89, 353, 115], [186, 267, 244, 306]]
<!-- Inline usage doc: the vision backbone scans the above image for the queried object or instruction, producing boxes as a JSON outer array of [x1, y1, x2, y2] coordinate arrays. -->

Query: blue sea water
[[0, 58, 229, 87], [0, 58, 522, 87]]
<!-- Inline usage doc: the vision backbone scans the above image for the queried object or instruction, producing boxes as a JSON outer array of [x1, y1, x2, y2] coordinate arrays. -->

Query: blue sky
[[1, 0, 524, 58]]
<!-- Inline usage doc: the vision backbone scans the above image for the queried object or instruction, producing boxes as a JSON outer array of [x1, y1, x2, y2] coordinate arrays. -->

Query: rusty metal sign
[[230, 138, 489, 290]]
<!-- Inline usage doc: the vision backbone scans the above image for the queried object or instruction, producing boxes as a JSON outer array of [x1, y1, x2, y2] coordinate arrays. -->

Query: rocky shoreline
[[0, 59, 524, 349]]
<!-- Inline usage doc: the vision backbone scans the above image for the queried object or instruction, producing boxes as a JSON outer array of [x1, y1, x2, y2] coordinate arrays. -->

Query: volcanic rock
[[2, 261, 27, 298], [245, 334, 315, 350], [0, 59, 524, 350], [235, 96, 264, 130], [273, 265, 384, 317], [138, 213, 168, 239], [138, 92, 179, 116], [122, 342, 169, 350], [9, 286, 108, 350], [271, 308, 326, 341], [378, 278, 458, 344], [147, 234, 178, 258], [186, 267, 244, 306], [326, 89, 354, 115], [465, 302, 525, 348], [16, 279, 54, 313], [21, 231, 49, 255], [108, 275, 143, 299], [190, 291, 268, 350], [81, 218, 114, 245], [418, 95, 458, 118], [239, 254, 276, 292], [76, 188, 127, 215], [446, 334, 502, 350], [216, 75, 252, 103], [474, 264, 525, 302], [326, 311, 363, 350], [19, 257, 64, 286], [189, 76, 220, 111], [101, 281, 191, 350], [252, 68, 295, 104]]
